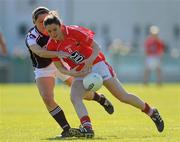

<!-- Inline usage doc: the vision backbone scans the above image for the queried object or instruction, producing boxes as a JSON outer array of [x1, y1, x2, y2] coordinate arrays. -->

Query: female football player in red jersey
[[44, 11, 164, 138], [143, 25, 165, 85], [25, 6, 113, 138]]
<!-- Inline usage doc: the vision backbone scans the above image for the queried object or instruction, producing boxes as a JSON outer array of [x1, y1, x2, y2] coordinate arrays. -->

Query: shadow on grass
[[44, 137, 107, 141], [43, 134, 166, 141]]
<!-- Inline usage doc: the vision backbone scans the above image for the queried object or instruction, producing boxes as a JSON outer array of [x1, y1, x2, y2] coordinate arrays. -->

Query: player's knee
[[42, 95, 54, 106], [118, 92, 129, 103]]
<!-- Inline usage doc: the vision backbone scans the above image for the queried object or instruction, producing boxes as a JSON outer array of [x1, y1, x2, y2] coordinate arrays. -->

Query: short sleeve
[[26, 33, 38, 46]]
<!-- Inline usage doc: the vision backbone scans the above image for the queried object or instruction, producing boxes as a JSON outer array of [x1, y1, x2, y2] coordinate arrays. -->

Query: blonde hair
[[150, 25, 159, 35]]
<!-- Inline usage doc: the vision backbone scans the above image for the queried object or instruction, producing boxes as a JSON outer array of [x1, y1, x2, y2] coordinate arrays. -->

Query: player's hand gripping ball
[[83, 72, 103, 92]]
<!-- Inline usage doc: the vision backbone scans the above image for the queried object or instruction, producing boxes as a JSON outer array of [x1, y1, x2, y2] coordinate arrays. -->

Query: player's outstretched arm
[[88, 40, 101, 63], [54, 61, 90, 77], [29, 44, 59, 58]]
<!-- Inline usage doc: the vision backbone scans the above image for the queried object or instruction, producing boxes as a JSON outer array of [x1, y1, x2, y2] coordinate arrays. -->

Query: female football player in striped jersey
[[25, 6, 114, 138]]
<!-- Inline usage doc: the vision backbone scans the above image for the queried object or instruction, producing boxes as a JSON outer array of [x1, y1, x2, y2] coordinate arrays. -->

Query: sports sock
[[80, 115, 92, 129], [142, 103, 154, 116], [49, 106, 71, 131], [93, 92, 105, 105]]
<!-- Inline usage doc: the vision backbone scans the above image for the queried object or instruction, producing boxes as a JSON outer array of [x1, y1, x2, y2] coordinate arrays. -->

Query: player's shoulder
[[26, 27, 39, 40], [68, 25, 90, 32], [66, 25, 81, 33], [25, 26, 43, 46], [67, 25, 94, 37], [67, 25, 80, 29]]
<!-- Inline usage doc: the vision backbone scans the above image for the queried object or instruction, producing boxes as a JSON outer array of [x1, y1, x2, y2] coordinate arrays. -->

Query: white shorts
[[145, 56, 161, 70], [75, 61, 115, 81], [34, 63, 70, 81]]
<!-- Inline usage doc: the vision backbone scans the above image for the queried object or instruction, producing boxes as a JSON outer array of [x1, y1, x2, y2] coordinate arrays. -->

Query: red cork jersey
[[145, 36, 164, 56], [47, 25, 105, 71]]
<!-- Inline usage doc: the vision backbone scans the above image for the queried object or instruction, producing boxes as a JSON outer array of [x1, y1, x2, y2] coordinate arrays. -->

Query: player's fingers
[[71, 66, 79, 72]]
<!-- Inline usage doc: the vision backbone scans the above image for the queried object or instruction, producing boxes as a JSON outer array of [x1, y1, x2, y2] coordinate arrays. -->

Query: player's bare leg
[[143, 68, 150, 85], [36, 77, 59, 111], [36, 77, 80, 138], [64, 77, 114, 114], [103, 77, 164, 132], [156, 66, 162, 86], [83, 91, 114, 114], [70, 80, 95, 138]]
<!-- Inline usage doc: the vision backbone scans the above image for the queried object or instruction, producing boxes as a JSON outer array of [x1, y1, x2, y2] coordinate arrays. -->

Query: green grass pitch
[[0, 83, 180, 142]]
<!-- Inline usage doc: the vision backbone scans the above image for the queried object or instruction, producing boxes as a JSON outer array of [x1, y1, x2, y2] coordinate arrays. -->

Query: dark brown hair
[[43, 11, 61, 27], [32, 7, 50, 23]]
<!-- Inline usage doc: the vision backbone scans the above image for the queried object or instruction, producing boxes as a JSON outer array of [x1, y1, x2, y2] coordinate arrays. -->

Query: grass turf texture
[[0, 83, 180, 142]]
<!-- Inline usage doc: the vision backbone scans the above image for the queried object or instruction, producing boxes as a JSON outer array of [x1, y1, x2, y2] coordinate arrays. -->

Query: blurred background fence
[[0, 0, 180, 83], [0, 54, 179, 83]]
